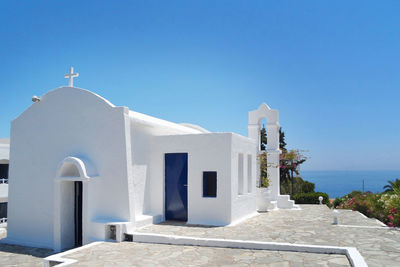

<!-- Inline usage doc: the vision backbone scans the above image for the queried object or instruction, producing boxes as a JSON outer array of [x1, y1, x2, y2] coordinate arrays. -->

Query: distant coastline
[[300, 170, 400, 198]]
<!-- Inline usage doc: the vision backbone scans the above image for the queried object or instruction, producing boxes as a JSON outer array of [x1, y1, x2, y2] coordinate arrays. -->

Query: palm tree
[[383, 179, 400, 192]]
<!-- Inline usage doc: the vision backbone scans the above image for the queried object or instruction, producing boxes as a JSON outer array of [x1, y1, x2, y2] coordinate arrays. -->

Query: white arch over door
[[53, 156, 95, 251]]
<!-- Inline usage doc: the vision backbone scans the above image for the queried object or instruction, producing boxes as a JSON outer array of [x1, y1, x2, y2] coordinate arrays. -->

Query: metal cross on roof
[[64, 66, 79, 87]]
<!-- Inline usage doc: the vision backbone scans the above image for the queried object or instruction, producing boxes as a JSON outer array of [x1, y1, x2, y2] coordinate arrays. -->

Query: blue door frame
[[165, 153, 188, 221]]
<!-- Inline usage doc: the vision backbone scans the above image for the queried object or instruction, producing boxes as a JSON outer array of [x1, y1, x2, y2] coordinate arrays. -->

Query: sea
[[300, 170, 400, 199]]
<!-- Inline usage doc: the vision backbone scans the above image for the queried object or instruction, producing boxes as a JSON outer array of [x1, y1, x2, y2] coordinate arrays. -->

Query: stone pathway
[[136, 205, 400, 267], [0, 243, 53, 267], [67, 242, 350, 267]]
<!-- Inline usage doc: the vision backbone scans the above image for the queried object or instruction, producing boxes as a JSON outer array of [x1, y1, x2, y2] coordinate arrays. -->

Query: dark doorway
[[74, 181, 82, 247], [0, 203, 7, 219], [0, 164, 8, 179], [165, 153, 188, 221]]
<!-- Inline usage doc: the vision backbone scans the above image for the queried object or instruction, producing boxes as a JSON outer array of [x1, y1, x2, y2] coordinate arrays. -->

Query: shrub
[[336, 190, 400, 227], [258, 152, 270, 188], [333, 198, 342, 208], [346, 190, 363, 198], [293, 192, 330, 205], [280, 176, 315, 195], [301, 180, 315, 193]]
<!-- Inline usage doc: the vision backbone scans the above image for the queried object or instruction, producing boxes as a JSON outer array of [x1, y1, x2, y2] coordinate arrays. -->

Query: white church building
[[4, 68, 295, 251]]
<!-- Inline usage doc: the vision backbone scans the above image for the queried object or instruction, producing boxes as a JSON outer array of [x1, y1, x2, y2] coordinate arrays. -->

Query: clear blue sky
[[1, 1, 399, 171]]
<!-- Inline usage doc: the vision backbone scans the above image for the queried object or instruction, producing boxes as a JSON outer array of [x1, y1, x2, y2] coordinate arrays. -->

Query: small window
[[247, 154, 252, 193], [0, 164, 8, 179], [0, 203, 7, 219], [203, 172, 217, 197], [238, 153, 244, 195]]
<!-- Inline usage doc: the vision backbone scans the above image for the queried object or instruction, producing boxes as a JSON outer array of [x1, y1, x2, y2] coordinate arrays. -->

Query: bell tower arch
[[248, 103, 296, 209]]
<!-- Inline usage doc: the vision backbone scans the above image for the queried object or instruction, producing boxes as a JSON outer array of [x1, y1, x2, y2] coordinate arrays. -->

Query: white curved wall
[[7, 87, 134, 249]]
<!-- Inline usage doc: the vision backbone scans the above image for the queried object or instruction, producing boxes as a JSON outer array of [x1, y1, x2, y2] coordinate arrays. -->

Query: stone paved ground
[[0, 243, 53, 267], [0, 205, 398, 266], [136, 205, 400, 267], [67, 241, 350, 267]]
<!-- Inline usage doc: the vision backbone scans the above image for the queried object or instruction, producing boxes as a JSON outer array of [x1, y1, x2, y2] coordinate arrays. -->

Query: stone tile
[[0, 243, 53, 267], [0, 204, 398, 265], [136, 205, 400, 266], [64, 242, 349, 266]]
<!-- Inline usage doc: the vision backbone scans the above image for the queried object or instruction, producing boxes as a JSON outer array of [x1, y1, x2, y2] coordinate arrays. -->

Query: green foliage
[[333, 198, 342, 208], [280, 176, 315, 195], [279, 127, 287, 153], [346, 190, 363, 198], [292, 192, 330, 205], [301, 180, 315, 193], [259, 127, 313, 195], [258, 152, 270, 187], [260, 126, 286, 152], [280, 149, 307, 185], [336, 190, 400, 227], [384, 178, 400, 192], [260, 126, 267, 151]]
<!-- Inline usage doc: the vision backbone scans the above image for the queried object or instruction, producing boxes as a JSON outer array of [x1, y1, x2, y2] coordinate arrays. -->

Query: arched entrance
[[53, 157, 92, 251]]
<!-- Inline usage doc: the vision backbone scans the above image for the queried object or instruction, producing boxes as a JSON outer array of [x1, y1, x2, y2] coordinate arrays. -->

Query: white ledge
[[56, 176, 91, 182]]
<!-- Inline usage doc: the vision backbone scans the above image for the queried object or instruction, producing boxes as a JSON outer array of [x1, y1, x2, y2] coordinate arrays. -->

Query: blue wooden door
[[165, 153, 188, 221]]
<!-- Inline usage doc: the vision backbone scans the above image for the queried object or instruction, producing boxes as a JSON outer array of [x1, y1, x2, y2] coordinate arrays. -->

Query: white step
[[135, 214, 163, 229], [277, 195, 296, 209], [268, 201, 278, 210]]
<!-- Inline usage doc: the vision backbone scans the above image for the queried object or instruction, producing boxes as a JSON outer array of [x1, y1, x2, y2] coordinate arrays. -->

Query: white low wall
[[43, 234, 368, 267], [131, 233, 367, 267]]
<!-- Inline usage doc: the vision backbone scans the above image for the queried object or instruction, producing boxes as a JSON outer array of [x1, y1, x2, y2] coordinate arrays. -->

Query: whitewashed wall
[[128, 111, 201, 221], [6, 87, 134, 250], [147, 133, 257, 226], [129, 123, 153, 219], [152, 133, 232, 225], [230, 134, 257, 223]]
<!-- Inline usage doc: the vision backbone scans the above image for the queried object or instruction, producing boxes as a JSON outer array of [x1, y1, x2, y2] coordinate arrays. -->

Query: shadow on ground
[[0, 243, 53, 258]]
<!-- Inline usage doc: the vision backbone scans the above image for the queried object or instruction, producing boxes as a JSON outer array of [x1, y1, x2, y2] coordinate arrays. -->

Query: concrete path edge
[[130, 233, 367, 267], [43, 233, 368, 267], [43, 242, 103, 267]]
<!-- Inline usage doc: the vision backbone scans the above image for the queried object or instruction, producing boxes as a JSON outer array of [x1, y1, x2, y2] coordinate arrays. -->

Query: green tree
[[260, 126, 287, 152], [279, 127, 287, 153], [260, 125, 267, 151], [384, 179, 400, 192], [259, 126, 309, 194], [258, 152, 270, 187]]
